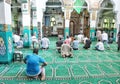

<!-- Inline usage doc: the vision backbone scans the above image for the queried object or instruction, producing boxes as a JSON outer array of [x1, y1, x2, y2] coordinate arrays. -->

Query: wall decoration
[[33, 11, 37, 18], [33, 31, 36, 36], [0, 37, 6, 56], [22, 3, 29, 14], [5, 0, 11, 4], [66, 10, 70, 20], [8, 37, 12, 53], [24, 33, 28, 43], [92, 11, 96, 20]]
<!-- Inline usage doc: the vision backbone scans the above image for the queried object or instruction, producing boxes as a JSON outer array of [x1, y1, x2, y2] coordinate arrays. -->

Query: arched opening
[[70, 0, 89, 37], [97, 0, 116, 40], [43, 0, 64, 37], [11, 1, 22, 35]]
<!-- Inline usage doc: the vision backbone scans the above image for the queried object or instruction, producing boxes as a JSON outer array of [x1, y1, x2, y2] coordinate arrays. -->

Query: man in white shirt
[[77, 33, 84, 43], [95, 40, 104, 51], [101, 31, 110, 49], [31, 34, 38, 48], [13, 33, 23, 48], [41, 36, 50, 50], [13, 33, 20, 43], [96, 30, 102, 41]]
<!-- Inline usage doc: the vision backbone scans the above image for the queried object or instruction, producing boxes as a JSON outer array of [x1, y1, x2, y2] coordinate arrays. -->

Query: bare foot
[[62, 55, 65, 58], [41, 75, 45, 81]]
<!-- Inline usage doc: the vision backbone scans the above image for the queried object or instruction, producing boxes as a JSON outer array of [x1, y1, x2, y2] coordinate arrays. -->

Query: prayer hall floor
[[0, 37, 120, 84]]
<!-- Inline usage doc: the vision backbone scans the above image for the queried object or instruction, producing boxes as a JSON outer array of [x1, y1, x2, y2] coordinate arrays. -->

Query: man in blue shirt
[[24, 48, 47, 80], [72, 38, 79, 50]]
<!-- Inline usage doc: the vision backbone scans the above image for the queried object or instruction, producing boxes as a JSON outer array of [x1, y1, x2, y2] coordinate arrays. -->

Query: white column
[[89, 10, 98, 40], [21, 0, 31, 47], [31, 0, 38, 38], [36, 0, 46, 39], [64, 9, 71, 38], [116, 12, 120, 41]]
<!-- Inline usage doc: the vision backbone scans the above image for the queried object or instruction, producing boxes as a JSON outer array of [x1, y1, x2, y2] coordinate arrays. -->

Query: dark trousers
[[73, 48, 78, 50], [118, 47, 120, 51]]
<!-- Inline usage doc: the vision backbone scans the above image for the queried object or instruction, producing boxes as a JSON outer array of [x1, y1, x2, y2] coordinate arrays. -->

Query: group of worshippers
[[31, 34, 50, 50], [56, 30, 116, 57], [95, 30, 111, 51], [56, 34, 92, 58], [13, 32, 50, 49], [19, 30, 120, 81]]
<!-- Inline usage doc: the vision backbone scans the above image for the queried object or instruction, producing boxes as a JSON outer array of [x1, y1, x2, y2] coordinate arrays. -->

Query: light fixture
[[51, 17, 55, 21], [104, 18, 107, 23], [112, 19, 115, 23]]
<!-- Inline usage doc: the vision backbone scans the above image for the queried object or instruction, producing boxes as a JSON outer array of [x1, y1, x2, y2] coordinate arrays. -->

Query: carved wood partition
[[70, 9, 90, 37]]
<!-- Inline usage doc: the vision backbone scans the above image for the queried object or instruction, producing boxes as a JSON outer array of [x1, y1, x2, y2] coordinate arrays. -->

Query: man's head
[[33, 48, 39, 54], [98, 39, 101, 42], [66, 36, 69, 38], [59, 37, 62, 40], [103, 31, 105, 33]]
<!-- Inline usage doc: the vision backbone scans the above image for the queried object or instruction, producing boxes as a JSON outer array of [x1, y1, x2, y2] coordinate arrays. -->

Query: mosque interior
[[0, 0, 120, 84]]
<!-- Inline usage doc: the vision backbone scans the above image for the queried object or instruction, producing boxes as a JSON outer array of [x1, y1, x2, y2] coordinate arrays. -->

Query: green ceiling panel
[[74, 0, 85, 14]]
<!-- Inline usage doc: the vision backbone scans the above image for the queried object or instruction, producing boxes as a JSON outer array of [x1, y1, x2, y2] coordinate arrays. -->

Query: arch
[[97, 0, 116, 41], [70, 0, 90, 36], [99, 0, 115, 12], [84, 0, 90, 11]]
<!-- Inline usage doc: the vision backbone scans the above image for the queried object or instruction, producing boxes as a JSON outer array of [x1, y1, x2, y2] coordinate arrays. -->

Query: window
[[50, 16, 56, 27]]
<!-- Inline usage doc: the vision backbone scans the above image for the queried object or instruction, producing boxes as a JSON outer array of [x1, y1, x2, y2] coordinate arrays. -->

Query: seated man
[[61, 42, 73, 58], [83, 36, 88, 44], [41, 36, 50, 50], [83, 38, 91, 49], [77, 33, 84, 43], [64, 36, 71, 45], [72, 38, 79, 50], [56, 37, 63, 53], [31, 34, 38, 48], [16, 38, 23, 49], [13, 33, 20, 43], [95, 40, 104, 51], [13, 33, 21, 47], [24, 48, 47, 80]]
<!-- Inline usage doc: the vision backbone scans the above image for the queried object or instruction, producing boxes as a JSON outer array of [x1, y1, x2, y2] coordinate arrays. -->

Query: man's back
[[56, 40, 63, 47], [13, 34, 20, 43], [102, 32, 108, 41], [72, 40, 79, 49], [96, 42, 104, 50], [61, 44, 72, 56], [85, 39, 91, 48], [78, 34, 84, 42], [41, 37, 50, 48], [25, 54, 45, 76]]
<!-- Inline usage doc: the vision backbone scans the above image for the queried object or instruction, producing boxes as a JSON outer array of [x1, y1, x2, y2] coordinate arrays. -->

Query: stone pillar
[[63, 0, 73, 39], [116, 12, 120, 41], [32, 0, 38, 38], [64, 10, 71, 38], [89, 10, 98, 40], [21, 0, 31, 47], [0, 0, 14, 63], [36, 0, 45, 39]]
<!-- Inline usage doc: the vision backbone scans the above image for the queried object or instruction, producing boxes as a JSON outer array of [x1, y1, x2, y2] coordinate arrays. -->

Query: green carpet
[[0, 37, 120, 84]]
